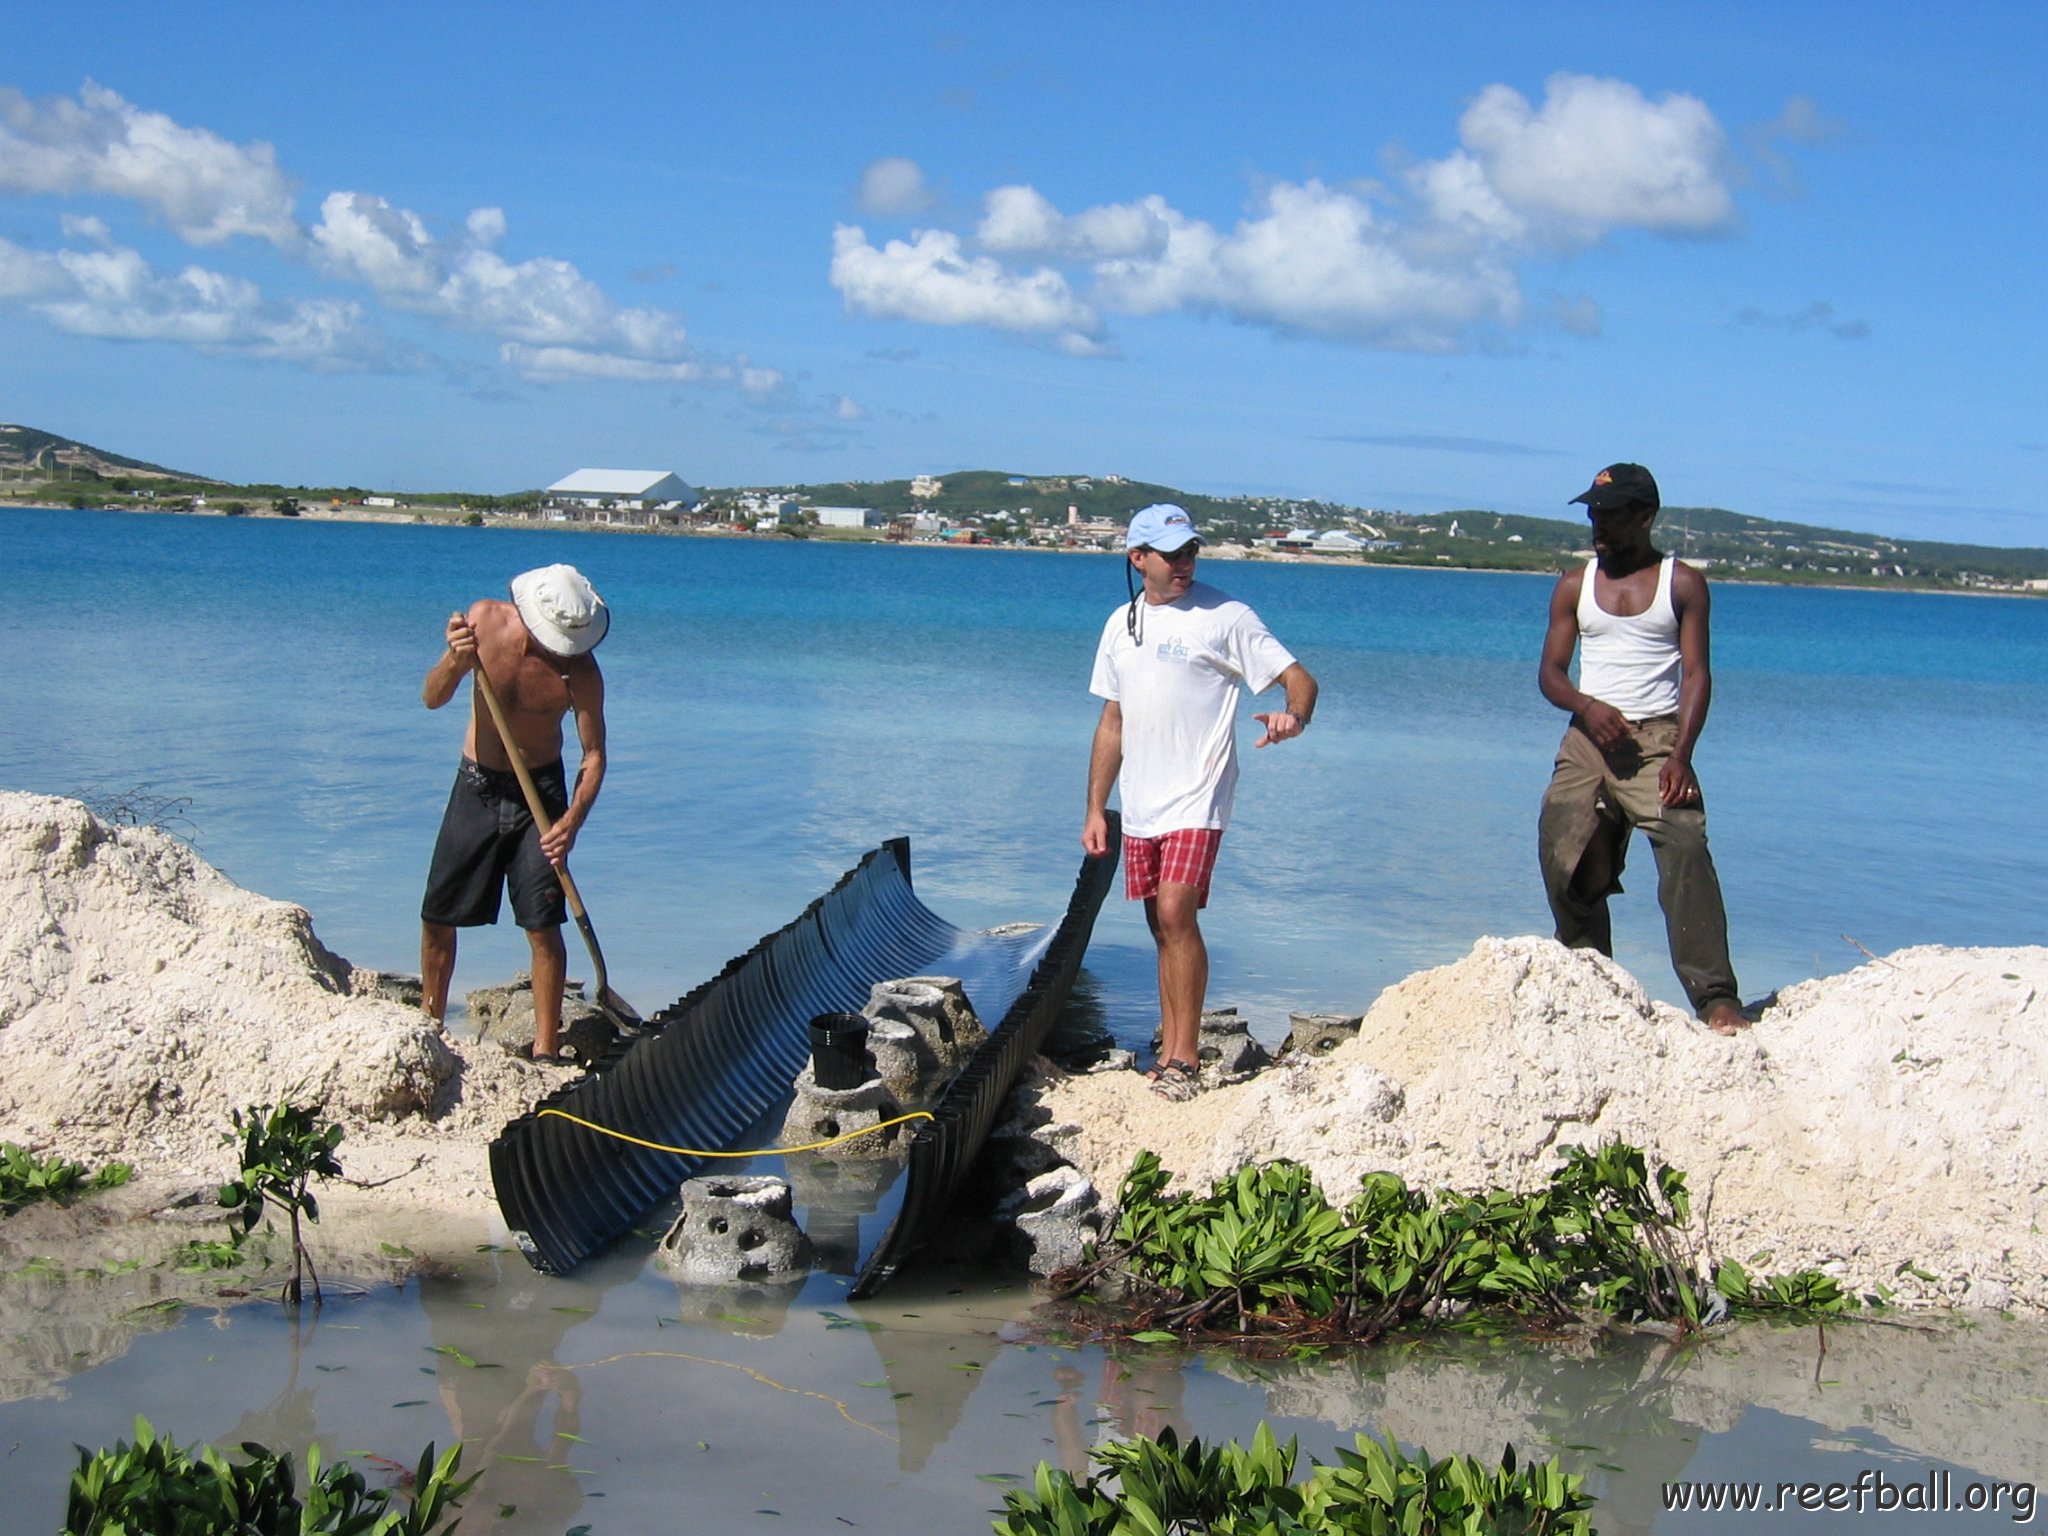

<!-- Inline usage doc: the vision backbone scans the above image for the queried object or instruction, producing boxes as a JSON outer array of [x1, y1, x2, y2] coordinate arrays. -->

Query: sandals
[[1146, 1059, 1202, 1102]]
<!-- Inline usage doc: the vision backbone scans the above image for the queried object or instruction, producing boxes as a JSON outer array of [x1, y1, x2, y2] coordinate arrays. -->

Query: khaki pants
[[1537, 716, 1740, 1018]]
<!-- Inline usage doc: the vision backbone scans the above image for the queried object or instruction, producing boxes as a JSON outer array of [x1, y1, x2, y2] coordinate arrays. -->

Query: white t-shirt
[[1089, 580, 1297, 838]]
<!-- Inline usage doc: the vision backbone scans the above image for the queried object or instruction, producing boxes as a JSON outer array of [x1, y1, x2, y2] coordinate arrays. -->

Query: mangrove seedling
[[0, 1141, 131, 1215], [994, 1422, 1595, 1535], [1072, 1140, 1862, 1342], [219, 1101, 345, 1307], [65, 1415, 475, 1535]]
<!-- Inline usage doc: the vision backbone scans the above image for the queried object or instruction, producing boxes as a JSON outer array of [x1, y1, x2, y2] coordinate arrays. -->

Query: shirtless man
[[420, 564, 609, 1059], [1537, 464, 1747, 1035]]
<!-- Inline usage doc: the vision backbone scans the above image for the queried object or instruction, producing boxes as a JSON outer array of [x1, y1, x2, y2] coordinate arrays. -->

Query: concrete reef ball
[[658, 1175, 813, 1283]]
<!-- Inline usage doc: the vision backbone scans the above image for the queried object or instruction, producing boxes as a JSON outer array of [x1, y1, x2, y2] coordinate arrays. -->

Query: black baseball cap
[[1570, 463, 1660, 513]]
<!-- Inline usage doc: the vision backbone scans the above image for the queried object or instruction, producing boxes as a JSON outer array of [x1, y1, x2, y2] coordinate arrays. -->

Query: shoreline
[[6, 497, 2040, 601], [4, 790, 2044, 1315]]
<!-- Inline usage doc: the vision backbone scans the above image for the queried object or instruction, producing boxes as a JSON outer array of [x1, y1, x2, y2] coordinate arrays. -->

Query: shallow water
[[6, 507, 2047, 1529], [3, 1244, 2043, 1533]]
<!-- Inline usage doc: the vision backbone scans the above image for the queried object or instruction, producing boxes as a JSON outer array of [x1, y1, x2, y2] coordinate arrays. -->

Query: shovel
[[469, 658, 644, 1036]]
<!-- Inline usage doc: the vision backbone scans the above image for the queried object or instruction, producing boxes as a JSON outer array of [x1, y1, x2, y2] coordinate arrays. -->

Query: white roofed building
[[543, 469, 699, 525]]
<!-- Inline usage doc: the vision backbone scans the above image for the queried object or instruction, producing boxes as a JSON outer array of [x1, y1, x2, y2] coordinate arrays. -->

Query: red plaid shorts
[[1122, 827, 1224, 906]]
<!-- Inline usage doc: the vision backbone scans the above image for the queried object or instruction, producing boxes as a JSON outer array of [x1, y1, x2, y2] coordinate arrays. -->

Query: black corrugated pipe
[[850, 817, 1119, 1299], [489, 828, 1112, 1276]]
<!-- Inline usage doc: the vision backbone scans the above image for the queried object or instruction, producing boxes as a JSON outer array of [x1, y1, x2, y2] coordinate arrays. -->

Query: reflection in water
[[418, 1266, 589, 1535], [784, 1152, 900, 1277], [1046, 1346, 1193, 1477], [3, 1218, 2046, 1534], [659, 1274, 805, 1338]]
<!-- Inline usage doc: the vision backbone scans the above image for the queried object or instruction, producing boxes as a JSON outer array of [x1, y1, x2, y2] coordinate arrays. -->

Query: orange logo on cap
[[1593, 470, 1612, 485]]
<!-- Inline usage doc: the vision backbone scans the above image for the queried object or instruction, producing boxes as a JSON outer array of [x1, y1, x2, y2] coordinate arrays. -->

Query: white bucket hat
[[510, 564, 610, 657]]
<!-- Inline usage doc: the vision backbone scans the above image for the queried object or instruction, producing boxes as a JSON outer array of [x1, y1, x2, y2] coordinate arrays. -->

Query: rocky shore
[[3, 790, 2043, 1315]]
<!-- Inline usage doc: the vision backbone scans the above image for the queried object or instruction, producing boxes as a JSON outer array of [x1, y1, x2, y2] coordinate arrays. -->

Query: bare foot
[[1704, 1002, 1750, 1037]]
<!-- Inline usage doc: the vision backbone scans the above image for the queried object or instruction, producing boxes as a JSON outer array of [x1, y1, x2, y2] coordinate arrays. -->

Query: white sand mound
[[0, 792, 564, 1215], [1038, 935, 2048, 1313]]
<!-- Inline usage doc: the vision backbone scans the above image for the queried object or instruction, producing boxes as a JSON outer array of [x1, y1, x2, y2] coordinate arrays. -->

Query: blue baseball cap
[[1125, 503, 1200, 552]]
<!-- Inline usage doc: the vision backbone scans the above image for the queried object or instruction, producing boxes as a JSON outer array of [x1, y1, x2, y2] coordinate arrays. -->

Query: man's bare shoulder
[[1670, 559, 1712, 605], [467, 596, 519, 631], [1551, 564, 1586, 603]]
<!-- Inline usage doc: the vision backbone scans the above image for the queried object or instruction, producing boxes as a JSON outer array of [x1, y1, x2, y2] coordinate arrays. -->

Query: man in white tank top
[[1537, 464, 1746, 1035]]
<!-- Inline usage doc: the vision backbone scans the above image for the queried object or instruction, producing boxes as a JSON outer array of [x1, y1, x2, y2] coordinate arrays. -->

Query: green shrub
[[64, 1415, 473, 1535], [994, 1423, 1594, 1535], [1079, 1141, 1859, 1341], [0, 1142, 131, 1215]]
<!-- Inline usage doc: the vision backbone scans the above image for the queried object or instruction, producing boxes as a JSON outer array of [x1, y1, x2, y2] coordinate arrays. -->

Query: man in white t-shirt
[[1082, 504, 1319, 1100]]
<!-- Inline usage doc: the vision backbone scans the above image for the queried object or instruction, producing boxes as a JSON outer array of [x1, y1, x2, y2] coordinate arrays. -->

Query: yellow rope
[[536, 1106, 935, 1158], [573, 1350, 894, 1440]]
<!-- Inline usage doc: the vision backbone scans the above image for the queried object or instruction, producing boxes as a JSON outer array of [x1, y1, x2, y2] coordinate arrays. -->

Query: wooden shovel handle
[[468, 660, 590, 921]]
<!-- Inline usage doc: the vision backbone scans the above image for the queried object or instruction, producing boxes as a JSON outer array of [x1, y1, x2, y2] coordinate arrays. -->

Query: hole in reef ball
[[819, 1119, 840, 1139], [738, 1229, 764, 1250], [709, 1218, 729, 1235]]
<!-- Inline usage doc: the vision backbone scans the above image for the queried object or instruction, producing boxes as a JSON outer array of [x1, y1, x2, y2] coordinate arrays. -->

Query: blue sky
[[4, 3, 2043, 544]]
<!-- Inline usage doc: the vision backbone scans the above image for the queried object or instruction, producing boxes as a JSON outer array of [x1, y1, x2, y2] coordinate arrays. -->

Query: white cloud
[[858, 156, 933, 216], [0, 233, 381, 365], [1450, 73, 1736, 242], [59, 212, 112, 245], [500, 344, 711, 382], [310, 191, 440, 294], [840, 72, 1751, 356], [830, 223, 1102, 352], [978, 185, 1174, 259], [1034, 180, 1524, 349], [311, 189, 694, 359], [0, 236, 71, 301], [833, 394, 866, 420], [1, 85, 798, 397], [976, 185, 1064, 253], [0, 82, 298, 246], [500, 344, 788, 394]]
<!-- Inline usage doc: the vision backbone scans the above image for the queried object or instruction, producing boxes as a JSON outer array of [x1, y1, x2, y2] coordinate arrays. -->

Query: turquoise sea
[[6, 505, 2048, 1533], [5, 506, 2045, 1032]]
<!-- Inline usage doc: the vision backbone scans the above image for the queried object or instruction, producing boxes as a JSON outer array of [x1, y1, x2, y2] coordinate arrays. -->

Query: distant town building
[[733, 493, 799, 521], [910, 475, 943, 498], [814, 505, 883, 530], [1311, 530, 1374, 554]]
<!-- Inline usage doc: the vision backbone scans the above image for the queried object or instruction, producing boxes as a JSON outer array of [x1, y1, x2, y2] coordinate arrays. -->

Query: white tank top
[[1577, 556, 1681, 720]]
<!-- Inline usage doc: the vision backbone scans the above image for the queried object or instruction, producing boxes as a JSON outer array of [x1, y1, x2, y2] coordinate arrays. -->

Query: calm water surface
[[8, 507, 2045, 1028], [5, 507, 2046, 1531]]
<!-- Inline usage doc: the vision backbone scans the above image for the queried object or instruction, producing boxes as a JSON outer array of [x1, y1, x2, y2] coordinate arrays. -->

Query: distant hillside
[[4, 429, 2040, 592], [0, 423, 210, 482], [717, 470, 2048, 590]]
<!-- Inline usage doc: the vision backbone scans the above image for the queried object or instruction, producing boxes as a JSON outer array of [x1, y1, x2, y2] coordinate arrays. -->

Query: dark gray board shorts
[[421, 757, 569, 930]]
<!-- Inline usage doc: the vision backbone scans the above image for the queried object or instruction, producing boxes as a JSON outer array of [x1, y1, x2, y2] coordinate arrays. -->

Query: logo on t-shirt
[[1154, 636, 1190, 663]]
